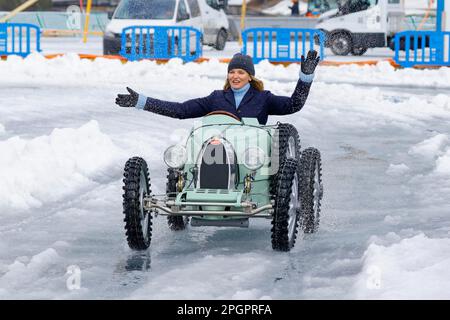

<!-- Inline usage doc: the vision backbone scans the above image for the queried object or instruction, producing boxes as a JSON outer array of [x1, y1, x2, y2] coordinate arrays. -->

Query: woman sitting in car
[[115, 50, 320, 125]]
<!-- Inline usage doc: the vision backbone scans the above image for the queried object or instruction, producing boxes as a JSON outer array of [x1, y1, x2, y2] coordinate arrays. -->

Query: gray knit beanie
[[227, 53, 255, 76]]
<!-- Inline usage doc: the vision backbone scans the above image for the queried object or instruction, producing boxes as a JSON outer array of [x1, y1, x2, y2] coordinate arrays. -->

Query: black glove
[[116, 87, 139, 108], [301, 50, 320, 75]]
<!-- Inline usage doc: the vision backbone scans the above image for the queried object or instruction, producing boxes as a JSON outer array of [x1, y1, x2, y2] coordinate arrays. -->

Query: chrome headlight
[[164, 145, 187, 169], [242, 147, 266, 171]]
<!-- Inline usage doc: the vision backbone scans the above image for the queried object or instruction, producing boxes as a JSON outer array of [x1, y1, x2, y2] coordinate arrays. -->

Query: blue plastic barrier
[[394, 31, 450, 67], [241, 28, 326, 63], [120, 26, 202, 62], [0, 23, 41, 57]]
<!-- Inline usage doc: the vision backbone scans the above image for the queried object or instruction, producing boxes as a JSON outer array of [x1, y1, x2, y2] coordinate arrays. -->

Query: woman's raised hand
[[301, 50, 320, 75], [116, 87, 138, 108]]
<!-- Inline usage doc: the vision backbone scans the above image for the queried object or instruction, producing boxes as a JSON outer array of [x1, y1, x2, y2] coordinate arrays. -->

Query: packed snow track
[[1, 54, 450, 299]]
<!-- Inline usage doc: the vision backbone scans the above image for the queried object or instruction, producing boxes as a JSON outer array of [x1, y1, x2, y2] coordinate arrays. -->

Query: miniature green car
[[122, 111, 323, 252]]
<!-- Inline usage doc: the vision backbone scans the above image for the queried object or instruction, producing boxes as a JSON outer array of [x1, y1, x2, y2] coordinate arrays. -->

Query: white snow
[[315, 61, 450, 89], [408, 133, 450, 175], [0, 52, 449, 299], [352, 233, 450, 299], [0, 248, 62, 298], [0, 120, 122, 212], [408, 134, 449, 159], [3, 53, 450, 90], [435, 149, 450, 175]]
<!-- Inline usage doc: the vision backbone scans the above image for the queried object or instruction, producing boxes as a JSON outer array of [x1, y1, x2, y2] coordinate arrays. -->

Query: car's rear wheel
[[103, 38, 120, 56], [214, 29, 227, 51], [166, 168, 189, 230], [272, 123, 301, 173], [299, 148, 323, 233], [123, 157, 152, 250], [271, 159, 301, 251], [330, 32, 352, 56]]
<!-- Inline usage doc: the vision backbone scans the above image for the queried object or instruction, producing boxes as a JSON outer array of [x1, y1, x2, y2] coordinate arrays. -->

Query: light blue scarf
[[231, 83, 251, 109]]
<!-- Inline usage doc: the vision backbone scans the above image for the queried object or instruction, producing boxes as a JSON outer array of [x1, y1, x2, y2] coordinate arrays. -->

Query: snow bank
[[2, 54, 450, 90], [0, 54, 223, 89], [435, 150, 450, 175], [409, 134, 449, 159], [352, 234, 450, 299], [408, 134, 450, 176], [315, 61, 450, 89], [0, 248, 61, 294], [306, 82, 449, 135], [0, 120, 122, 212]]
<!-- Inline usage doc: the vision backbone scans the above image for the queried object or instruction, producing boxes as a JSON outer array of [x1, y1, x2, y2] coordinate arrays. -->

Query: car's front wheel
[[330, 32, 352, 56], [123, 157, 152, 250], [214, 29, 227, 51], [103, 37, 121, 56], [271, 159, 301, 251], [271, 123, 301, 176]]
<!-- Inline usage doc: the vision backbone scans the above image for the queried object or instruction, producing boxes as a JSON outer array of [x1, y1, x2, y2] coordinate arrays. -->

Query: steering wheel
[[206, 111, 241, 122]]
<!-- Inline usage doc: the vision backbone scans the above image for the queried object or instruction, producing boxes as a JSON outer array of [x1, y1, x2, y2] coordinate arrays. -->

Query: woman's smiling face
[[227, 69, 251, 90]]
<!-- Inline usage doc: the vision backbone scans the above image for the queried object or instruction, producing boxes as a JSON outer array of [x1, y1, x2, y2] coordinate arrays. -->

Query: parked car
[[103, 0, 229, 55]]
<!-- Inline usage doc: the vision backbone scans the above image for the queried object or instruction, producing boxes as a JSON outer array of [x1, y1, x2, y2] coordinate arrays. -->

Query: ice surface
[[386, 163, 410, 176], [0, 54, 449, 299]]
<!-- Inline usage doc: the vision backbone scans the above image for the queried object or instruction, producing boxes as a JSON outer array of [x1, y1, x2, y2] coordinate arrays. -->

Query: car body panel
[[172, 115, 276, 219]]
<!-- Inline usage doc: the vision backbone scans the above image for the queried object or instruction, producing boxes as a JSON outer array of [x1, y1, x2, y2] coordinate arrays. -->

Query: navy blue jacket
[[142, 79, 312, 125]]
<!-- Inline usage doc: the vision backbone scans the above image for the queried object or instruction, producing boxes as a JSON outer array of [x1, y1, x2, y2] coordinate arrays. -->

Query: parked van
[[103, 0, 229, 55], [316, 0, 406, 56]]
